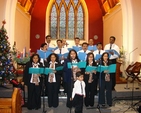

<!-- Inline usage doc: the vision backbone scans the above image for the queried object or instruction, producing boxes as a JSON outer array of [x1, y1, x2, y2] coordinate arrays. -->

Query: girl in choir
[[45, 53, 62, 108], [23, 53, 43, 110], [84, 52, 97, 108], [63, 49, 80, 108], [98, 52, 112, 107]]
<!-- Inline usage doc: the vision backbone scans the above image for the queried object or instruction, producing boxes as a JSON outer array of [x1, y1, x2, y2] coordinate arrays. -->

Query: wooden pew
[[0, 88, 22, 113]]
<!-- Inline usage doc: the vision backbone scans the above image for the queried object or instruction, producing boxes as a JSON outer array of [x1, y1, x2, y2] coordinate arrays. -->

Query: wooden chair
[[0, 88, 22, 113], [126, 62, 141, 83]]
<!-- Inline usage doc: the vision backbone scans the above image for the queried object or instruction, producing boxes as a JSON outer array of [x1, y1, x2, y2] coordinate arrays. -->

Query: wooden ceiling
[[17, 0, 120, 16], [97, 0, 120, 15], [17, 0, 37, 14]]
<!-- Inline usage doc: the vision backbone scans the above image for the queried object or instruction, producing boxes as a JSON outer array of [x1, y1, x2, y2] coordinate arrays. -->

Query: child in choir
[[23, 53, 43, 110], [71, 72, 86, 113], [84, 52, 98, 108], [63, 49, 80, 108], [44, 53, 62, 108], [98, 52, 112, 107]]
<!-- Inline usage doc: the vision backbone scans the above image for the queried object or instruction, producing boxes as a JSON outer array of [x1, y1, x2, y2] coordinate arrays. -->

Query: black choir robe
[[23, 61, 43, 109], [44, 62, 62, 107], [83, 62, 98, 107]]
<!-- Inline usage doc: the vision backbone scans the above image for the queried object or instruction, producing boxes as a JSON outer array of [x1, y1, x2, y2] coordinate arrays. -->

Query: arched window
[[48, 0, 87, 40]]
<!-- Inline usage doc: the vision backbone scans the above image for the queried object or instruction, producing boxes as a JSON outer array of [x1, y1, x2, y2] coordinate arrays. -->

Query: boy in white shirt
[[71, 72, 86, 113]]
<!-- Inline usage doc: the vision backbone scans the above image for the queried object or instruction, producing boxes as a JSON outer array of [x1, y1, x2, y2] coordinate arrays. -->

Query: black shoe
[[108, 105, 112, 107], [102, 104, 105, 107], [35, 108, 38, 110], [49, 105, 52, 108], [27, 108, 32, 110]]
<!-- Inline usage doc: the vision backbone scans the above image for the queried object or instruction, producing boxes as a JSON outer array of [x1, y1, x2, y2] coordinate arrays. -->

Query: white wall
[[0, 0, 7, 23], [103, 4, 122, 48], [130, 0, 141, 63], [121, 0, 141, 64], [14, 3, 31, 52], [0, 0, 30, 51], [5, 0, 17, 46]]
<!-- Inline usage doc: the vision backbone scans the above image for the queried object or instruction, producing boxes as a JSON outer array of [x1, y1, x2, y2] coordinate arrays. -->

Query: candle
[[23, 47, 26, 58], [21, 52, 23, 58], [28, 48, 31, 56]]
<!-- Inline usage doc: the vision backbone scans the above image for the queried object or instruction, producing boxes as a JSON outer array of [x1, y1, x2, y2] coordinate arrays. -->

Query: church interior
[[0, 0, 141, 113]]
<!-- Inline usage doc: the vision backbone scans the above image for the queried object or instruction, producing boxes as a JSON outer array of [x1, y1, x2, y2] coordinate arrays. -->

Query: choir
[[23, 36, 119, 112]]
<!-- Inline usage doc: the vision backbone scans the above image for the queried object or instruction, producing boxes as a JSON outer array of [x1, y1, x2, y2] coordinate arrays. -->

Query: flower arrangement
[[119, 46, 126, 58]]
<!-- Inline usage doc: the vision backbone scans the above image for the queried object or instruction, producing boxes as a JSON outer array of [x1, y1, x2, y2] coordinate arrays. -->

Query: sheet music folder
[[29, 68, 44, 74], [29, 66, 63, 75], [105, 49, 119, 57], [85, 64, 116, 73], [67, 61, 86, 69]]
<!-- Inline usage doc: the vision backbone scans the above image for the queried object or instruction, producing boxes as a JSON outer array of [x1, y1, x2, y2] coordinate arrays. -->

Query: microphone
[[129, 47, 138, 54], [128, 47, 138, 64]]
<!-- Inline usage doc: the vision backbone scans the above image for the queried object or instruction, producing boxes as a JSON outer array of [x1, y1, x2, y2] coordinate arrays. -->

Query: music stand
[[123, 62, 141, 113]]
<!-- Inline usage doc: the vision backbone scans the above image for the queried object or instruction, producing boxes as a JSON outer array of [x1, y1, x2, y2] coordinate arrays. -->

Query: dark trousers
[[99, 78, 112, 105], [73, 94, 83, 113], [27, 83, 41, 109], [66, 81, 74, 108], [84, 82, 95, 107], [47, 82, 59, 107], [111, 73, 116, 89], [110, 59, 117, 89]]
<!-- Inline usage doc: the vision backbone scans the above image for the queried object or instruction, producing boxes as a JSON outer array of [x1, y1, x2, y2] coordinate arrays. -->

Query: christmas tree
[[0, 20, 16, 85]]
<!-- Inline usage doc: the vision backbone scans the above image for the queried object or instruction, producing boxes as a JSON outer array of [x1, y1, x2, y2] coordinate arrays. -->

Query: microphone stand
[[97, 59, 102, 113], [128, 47, 138, 65], [124, 47, 138, 90], [68, 59, 74, 113], [42, 67, 47, 113]]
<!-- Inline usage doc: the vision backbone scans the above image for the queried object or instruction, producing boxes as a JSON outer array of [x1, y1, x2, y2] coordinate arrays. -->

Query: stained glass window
[[50, 0, 85, 40], [50, 5, 57, 39], [60, 5, 66, 39], [76, 5, 83, 39], [65, 0, 70, 6], [68, 5, 74, 39], [73, 0, 78, 6]]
